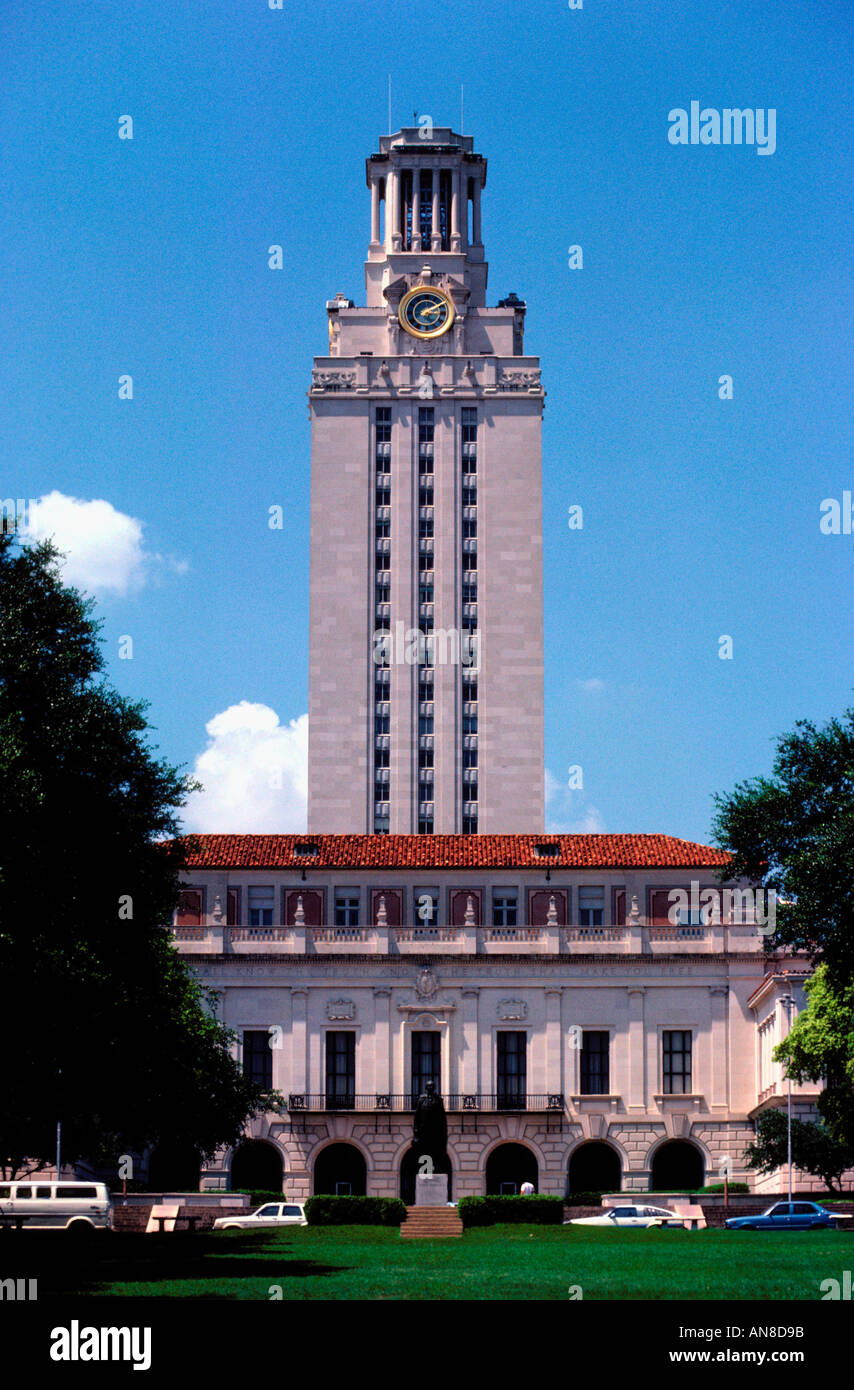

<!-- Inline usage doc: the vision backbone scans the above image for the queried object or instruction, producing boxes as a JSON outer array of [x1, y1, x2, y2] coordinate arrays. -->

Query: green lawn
[[19, 1224, 854, 1300]]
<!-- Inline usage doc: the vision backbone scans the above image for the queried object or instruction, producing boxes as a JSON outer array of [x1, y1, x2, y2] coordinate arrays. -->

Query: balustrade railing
[[286, 1092, 565, 1114]]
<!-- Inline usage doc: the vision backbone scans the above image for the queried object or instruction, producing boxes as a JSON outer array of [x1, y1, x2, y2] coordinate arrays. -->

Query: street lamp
[[780, 994, 795, 1205]]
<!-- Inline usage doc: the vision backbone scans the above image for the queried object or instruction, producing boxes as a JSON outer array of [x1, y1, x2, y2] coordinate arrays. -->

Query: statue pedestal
[[415, 1173, 448, 1206]]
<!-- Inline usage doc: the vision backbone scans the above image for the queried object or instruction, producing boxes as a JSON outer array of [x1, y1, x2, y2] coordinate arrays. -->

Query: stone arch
[[484, 1141, 539, 1195], [649, 1138, 705, 1192], [229, 1138, 284, 1194], [313, 1141, 368, 1196], [567, 1140, 622, 1195]]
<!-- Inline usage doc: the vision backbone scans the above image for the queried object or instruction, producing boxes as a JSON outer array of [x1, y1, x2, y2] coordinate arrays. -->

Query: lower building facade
[[168, 833, 833, 1199]]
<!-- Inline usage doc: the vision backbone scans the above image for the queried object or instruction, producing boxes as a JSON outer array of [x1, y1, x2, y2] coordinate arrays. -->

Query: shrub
[[304, 1195, 407, 1226], [457, 1197, 494, 1227], [458, 1195, 564, 1227], [699, 1182, 750, 1194], [565, 1191, 606, 1207]]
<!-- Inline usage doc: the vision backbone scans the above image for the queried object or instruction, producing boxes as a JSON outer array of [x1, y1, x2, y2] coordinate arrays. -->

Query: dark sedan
[[726, 1201, 846, 1231]]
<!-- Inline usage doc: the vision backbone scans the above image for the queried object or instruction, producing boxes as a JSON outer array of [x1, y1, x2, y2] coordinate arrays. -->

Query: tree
[[0, 533, 273, 1179], [744, 1108, 854, 1195], [711, 707, 854, 981], [774, 966, 854, 1152]]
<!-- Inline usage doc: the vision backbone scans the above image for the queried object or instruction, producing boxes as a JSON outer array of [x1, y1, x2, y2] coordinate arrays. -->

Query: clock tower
[[307, 127, 545, 835]]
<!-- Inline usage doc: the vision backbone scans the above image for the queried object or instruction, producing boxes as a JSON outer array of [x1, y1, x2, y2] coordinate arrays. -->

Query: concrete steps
[[400, 1205, 464, 1238]]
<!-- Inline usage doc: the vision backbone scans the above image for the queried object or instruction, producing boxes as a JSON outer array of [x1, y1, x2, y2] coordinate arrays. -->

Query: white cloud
[[23, 490, 185, 597], [545, 767, 605, 834], [183, 702, 308, 833], [576, 678, 606, 694]]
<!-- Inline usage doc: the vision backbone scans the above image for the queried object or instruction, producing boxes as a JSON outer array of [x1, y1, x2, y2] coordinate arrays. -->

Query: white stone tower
[[307, 127, 545, 835]]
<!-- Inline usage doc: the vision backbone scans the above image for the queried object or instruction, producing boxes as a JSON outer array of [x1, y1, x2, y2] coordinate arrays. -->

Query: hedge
[[699, 1182, 749, 1194], [565, 1191, 606, 1207], [457, 1195, 564, 1227], [304, 1195, 407, 1226]]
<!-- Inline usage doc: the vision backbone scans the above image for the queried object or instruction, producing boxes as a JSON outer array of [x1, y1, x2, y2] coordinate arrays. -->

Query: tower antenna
[[460, 84, 464, 134], [388, 74, 391, 135]]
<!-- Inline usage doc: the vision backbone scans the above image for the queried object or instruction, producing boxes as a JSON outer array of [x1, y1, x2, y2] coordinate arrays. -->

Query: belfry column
[[411, 172, 421, 252], [389, 167, 401, 251], [472, 178, 482, 245], [370, 177, 381, 247], [450, 169, 461, 251]]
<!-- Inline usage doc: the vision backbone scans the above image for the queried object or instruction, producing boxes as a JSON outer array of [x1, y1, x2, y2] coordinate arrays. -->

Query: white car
[[569, 1203, 687, 1229], [213, 1201, 307, 1231]]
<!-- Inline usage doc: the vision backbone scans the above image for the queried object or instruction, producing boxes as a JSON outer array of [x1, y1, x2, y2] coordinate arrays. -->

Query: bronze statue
[[411, 1080, 448, 1165]]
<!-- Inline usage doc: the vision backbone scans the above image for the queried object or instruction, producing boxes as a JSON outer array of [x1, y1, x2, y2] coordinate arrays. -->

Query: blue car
[[726, 1201, 843, 1231]]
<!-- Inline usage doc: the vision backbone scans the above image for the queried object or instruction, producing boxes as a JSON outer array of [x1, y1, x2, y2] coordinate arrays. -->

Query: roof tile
[[170, 833, 731, 871]]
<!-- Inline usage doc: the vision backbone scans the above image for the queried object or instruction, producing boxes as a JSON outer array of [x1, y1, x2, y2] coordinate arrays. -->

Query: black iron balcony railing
[[288, 1092, 564, 1114]]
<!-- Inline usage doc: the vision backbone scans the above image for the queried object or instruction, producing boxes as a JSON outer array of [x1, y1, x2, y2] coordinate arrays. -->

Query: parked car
[[569, 1204, 687, 1229], [0, 1180, 112, 1233], [725, 1201, 845, 1231], [213, 1201, 307, 1231]]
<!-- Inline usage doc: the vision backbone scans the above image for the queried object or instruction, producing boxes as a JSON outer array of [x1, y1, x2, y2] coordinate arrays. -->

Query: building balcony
[[286, 1093, 565, 1127], [171, 922, 767, 956]]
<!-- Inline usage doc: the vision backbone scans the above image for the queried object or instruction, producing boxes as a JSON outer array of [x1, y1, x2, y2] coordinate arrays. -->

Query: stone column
[[373, 988, 391, 1097], [388, 167, 401, 252], [461, 988, 479, 1096], [545, 988, 562, 1096], [370, 177, 380, 246], [450, 168, 462, 251], [708, 986, 728, 1109], [411, 171, 420, 252], [627, 987, 646, 1111], [291, 988, 308, 1098]]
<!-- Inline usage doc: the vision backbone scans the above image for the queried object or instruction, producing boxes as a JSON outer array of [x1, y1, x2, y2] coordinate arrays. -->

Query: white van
[[0, 1180, 112, 1233]]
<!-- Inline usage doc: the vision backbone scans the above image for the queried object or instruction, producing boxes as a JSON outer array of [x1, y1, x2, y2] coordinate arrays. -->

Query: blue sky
[[2, 0, 851, 841]]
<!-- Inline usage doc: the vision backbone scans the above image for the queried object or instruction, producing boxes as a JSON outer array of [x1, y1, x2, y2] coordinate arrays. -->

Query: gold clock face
[[398, 285, 455, 339]]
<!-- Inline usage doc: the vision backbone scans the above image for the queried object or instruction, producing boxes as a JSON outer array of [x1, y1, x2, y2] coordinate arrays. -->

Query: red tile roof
[[171, 833, 732, 871]]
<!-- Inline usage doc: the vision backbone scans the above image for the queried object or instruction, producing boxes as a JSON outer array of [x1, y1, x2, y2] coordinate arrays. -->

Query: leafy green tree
[[744, 1108, 853, 1195], [711, 708, 854, 981], [0, 533, 273, 1179], [773, 966, 854, 1152]]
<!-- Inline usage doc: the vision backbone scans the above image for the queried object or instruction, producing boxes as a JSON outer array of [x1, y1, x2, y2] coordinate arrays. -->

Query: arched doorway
[[650, 1140, 704, 1192], [147, 1143, 201, 1192], [230, 1140, 283, 1194], [567, 1142, 621, 1196], [399, 1147, 453, 1205], [314, 1143, 367, 1196], [485, 1143, 538, 1195]]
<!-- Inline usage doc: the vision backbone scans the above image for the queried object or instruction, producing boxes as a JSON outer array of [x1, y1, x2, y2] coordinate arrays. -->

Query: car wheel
[[66, 1221, 94, 1239]]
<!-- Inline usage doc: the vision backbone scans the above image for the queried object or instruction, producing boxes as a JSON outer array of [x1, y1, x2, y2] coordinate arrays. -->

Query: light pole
[[781, 995, 795, 1205], [56, 1066, 62, 1180]]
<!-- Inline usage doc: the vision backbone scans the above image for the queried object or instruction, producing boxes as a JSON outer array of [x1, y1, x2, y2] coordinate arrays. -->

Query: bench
[[145, 1204, 199, 1234]]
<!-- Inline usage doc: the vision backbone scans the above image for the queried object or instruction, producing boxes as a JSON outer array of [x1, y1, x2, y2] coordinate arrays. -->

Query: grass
[[13, 1223, 854, 1301]]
